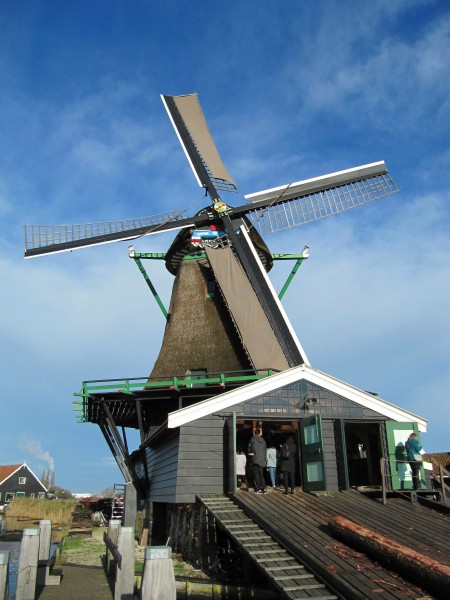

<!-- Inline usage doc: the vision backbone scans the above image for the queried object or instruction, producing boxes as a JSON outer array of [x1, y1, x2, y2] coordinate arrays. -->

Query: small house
[[0, 463, 47, 505]]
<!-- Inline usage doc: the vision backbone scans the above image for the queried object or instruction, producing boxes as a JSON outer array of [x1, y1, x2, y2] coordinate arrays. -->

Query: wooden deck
[[202, 489, 450, 599]]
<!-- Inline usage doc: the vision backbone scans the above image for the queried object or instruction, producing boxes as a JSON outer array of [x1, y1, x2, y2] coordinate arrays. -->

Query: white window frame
[[19, 477, 27, 485], [5, 492, 15, 503], [38, 492, 45, 499]]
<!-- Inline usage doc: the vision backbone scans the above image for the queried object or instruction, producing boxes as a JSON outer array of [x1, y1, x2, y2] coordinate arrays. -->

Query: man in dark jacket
[[280, 435, 296, 495], [248, 429, 267, 494]]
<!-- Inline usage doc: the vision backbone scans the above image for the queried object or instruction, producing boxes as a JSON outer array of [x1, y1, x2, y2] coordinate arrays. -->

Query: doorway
[[236, 419, 302, 489], [344, 422, 382, 487]]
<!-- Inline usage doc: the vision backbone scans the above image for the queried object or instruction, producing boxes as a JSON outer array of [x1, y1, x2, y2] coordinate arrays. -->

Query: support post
[[16, 529, 39, 600], [106, 519, 122, 577], [140, 546, 176, 600], [114, 526, 135, 600], [381, 458, 387, 505], [0, 552, 9, 600], [124, 481, 138, 530]]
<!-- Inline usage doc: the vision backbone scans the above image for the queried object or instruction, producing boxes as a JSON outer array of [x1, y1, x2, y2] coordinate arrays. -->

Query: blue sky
[[1, 1, 449, 493]]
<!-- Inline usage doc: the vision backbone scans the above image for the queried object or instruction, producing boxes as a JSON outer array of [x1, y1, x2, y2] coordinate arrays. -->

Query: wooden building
[[0, 463, 47, 505]]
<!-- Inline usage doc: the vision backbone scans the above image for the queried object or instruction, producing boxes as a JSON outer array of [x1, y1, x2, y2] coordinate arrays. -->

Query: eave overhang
[[167, 364, 427, 432]]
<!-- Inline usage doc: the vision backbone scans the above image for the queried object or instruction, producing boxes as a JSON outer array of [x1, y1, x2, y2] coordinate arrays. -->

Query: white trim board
[[167, 364, 427, 431]]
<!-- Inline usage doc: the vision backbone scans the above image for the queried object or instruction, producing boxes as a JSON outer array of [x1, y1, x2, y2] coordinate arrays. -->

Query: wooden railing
[[429, 457, 450, 502]]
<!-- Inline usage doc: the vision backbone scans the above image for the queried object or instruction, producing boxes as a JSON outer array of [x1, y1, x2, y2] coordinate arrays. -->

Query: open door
[[300, 414, 326, 492], [385, 422, 425, 490]]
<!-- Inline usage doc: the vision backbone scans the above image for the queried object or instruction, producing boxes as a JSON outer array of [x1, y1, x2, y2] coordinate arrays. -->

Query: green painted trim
[[132, 257, 168, 319], [278, 257, 305, 300], [131, 252, 166, 259], [74, 370, 277, 422]]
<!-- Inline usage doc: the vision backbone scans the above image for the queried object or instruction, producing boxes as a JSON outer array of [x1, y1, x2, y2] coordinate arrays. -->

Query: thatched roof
[[150, 258, 250, 378]]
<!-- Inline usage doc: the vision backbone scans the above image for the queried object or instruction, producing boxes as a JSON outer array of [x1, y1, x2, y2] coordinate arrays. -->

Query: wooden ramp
[[198, 494, 339, 599], [229, 489, 449, 599]]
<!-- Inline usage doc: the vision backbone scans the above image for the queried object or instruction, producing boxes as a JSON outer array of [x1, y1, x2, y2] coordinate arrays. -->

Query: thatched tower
[[149, 218, 274, 378]]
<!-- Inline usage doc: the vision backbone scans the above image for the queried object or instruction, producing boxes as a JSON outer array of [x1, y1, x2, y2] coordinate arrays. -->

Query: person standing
[[266, 444, 277, 488], [280, 435, 296, 495], [248, 429, 268, 494], [405, 432, 423, 491], [235, 449, 247, 489]]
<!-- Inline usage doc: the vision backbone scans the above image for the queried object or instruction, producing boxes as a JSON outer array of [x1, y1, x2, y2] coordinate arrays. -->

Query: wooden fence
[[104, 519, 176, 600], [0, 519, 61, 600]]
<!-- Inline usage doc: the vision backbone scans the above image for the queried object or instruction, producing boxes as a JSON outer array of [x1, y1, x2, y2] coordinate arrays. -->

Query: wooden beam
[[329, 515, 450, 596]]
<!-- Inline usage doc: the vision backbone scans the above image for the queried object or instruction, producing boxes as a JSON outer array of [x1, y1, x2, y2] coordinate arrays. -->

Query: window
[[38, 492, 45, 499], [19, 477, 27, 485], [16, 492, 25, 498], [5, 492, 15, 503], [30, 493, 35, 499], [187, 369, 208, 388]]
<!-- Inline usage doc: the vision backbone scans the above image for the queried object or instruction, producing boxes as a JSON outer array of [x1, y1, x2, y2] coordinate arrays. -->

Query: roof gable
[[0, 463, 47, 491], [0, 464, 23, 485], [168, 365, 427, 431]]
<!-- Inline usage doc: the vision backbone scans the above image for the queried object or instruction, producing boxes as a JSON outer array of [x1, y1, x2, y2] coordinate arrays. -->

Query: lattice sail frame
[[246, 169, 398, 235], [24, 210, 184, 253]]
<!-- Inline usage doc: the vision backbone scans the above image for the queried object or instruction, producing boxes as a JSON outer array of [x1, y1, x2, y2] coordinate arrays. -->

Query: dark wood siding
[[146, 434, 180, 503], [176, 415, 226, 503], [0, 465, 46, 501]]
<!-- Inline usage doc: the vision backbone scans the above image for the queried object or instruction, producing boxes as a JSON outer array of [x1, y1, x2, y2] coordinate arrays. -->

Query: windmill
[[24, 93, 399, 380]]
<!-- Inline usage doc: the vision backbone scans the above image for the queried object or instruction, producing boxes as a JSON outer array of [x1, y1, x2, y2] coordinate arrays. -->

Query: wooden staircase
[[198, 494, 339, 599]]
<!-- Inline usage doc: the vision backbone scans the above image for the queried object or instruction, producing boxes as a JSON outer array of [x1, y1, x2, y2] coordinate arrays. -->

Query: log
[[329, 515, 450, 597]]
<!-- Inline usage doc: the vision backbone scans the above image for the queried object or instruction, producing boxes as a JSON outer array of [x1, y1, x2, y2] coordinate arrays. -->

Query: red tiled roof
[[0, 464, 23, 484]]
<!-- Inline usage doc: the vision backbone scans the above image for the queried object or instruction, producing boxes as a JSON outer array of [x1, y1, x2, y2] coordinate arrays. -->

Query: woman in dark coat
[[280, 435, 296, 495]]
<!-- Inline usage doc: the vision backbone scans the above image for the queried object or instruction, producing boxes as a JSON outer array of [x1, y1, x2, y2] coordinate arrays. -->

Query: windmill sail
[[241, 161, 398, 234], [161, 94, 237, 194], [205, 245, 290, 372], [24, 210, 191, 258]]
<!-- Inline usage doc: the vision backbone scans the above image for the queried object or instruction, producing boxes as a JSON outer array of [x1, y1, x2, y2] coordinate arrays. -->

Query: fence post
[[114, 526, 134, 600], [0, 551, 9, 600], [16, 528, 39, 600], [106, 519, 121, 577], [38, 520, 52, 562], [140, 546, 176, 600], [37, 519, 60, 586]]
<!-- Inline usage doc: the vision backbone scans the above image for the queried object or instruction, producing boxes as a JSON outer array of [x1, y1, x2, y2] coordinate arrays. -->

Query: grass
[[6, 498, 77, 524], [59, 529, 212, 580]]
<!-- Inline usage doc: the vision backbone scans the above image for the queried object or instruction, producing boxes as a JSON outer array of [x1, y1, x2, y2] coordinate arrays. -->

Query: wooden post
[[16, 528, 39, 600], [38, 519, 52, 561], [37, 519, 61, 587], [106, 519, 121, 576], [123, 482, 137, 530], [114, 526, 134, 600], [381, 458, 387, 505], [140, 546, 176, 600], [0, 551, 9, 600]]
